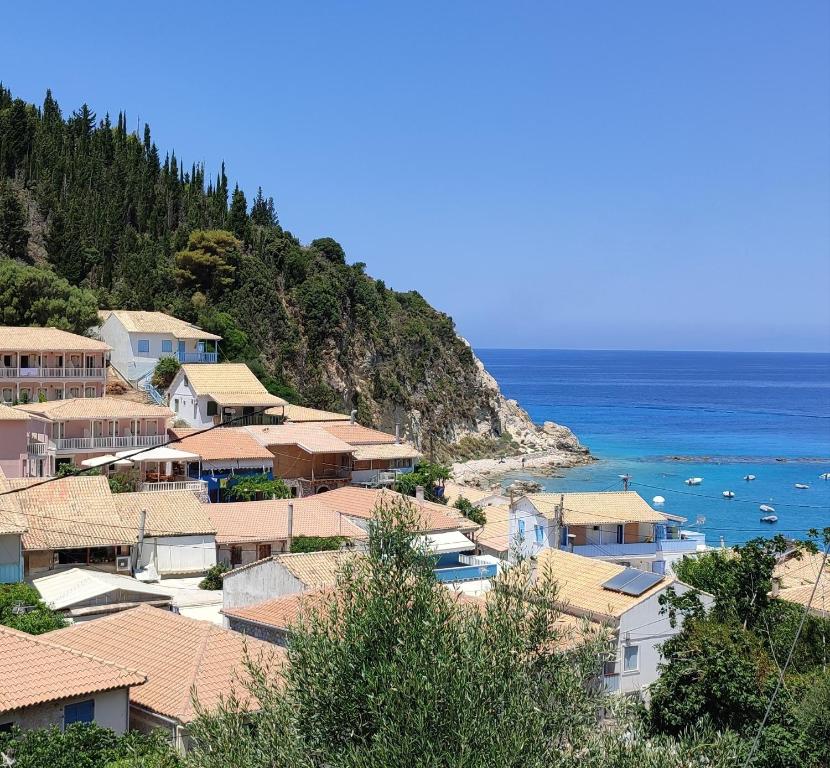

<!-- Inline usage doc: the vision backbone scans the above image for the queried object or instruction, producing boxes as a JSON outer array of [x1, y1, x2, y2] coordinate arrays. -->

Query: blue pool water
[[476, 349, 830, 545]]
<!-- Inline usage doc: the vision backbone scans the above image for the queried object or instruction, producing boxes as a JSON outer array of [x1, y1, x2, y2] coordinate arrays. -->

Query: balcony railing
[[27, 440, 54, 456], [139, 479, 208, 493], [177, 351, 218, 363], [0, 367, 105, 379], [54, 434, 165, 452], [570, 542, 657, 558]]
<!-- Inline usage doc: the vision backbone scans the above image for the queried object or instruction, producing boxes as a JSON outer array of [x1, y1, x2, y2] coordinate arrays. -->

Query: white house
[[97, 310, 222, 384], [166, 363, 287, 428], [536, 548, 711, 696], [509, 491, 706, 574]]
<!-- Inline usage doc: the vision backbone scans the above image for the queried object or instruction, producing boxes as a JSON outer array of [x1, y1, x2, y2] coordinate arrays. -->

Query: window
[[85, 387, 95, 398], [161, 339, 173, 354], [623, 645, 639, 673], [518, 519, 525, 537], [2, 355, 11, 367], [230, 545, 243, 566], [258, 544, 272, 560], [560, 527, 569, 547], [174, 398, 179, 412], [534, 524, 544, 545], [206, 400, 218, 417], [64, 698, 95, 727], [55, 389, 63, 400], [616, 525, 624, 544], [193, 401, 197, 419], [68, 387, 80, 398], [137, 339, 150, 354], [2, 388, 12, 403]]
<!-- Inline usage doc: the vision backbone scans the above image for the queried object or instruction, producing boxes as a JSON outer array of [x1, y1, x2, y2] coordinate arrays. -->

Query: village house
[[509, 491, 706, 573], [97, 310, 222, 384], [535, 548, 710, 695], [0, 504, 26, 584], [0, 403, 53, 478], [440, 481, 509, 509], [2, 474, 216, 577], [167, 426, 276, 502], [32, 568, 172, 622], [15, 397, 173, 475], [47, 605, 282, 751], [0, 623, 145, 733], [221, 589, 333, 645], [208, 497, 367, 568], [773, 549, 830, 619], [0, 326, 110, 404], [166, 363, 287, 427]]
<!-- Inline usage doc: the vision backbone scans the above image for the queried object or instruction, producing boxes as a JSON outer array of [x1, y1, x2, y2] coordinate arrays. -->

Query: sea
[[476, 349, 830, 546]]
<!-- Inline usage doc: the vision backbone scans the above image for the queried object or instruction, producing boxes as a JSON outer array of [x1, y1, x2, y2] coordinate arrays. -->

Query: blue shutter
[[518, 519, 525, 536], [560, 527, 568, 547], [64, 698, 95, 726], [535, 525, 544, 545]]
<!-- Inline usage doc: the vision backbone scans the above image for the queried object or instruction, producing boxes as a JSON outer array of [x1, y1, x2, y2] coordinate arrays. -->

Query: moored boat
[[794, 483, 809, 490], [759, 504, 775, 514], [744, 474, 756, 481], [652, 496, 665, 505], [760, 514, 778, 523], [722, 490, 735, 499], [685, 477, 703, 486], [820, 473, 830, 481]]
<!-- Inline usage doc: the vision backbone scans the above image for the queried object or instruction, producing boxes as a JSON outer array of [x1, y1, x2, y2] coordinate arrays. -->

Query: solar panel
[[601, 567, 664, 597]]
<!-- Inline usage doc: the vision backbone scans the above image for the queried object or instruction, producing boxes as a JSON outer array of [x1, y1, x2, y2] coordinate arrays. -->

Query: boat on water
[[759, 504, 775, 514], [760, 515, 778, 524], [794, 483, 809, 490], [820, 473, 830, 481], [744, 474, 756, 481], [685, 477, 703, 486], [722, 490, 735, 499], [652, 496, 665, 505]]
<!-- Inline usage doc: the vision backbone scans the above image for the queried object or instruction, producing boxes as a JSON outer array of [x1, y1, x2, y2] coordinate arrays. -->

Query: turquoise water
[[476, 350, 830, 545]]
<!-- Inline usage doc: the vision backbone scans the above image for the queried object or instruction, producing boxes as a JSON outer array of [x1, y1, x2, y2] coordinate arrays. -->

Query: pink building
[[0, 404, 52, 478], [15, 398, 173, 475], [0, 327, 110, 404]]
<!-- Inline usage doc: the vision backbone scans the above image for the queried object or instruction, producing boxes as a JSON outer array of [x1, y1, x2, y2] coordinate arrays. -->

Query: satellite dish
[[696, 515, 706, 526], [652, 495, 665, 505]]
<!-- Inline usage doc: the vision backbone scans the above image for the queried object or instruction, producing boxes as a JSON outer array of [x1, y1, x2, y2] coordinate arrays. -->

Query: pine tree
[[0, 181, 29, 261], [250, 186, 278, 227], [227, 184, 248, 239]]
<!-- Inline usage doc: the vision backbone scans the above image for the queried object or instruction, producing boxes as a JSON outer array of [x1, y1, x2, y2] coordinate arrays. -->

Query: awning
[[115, 446, 200, 462], [353, 444, 420, 461], [415, 530, 475, 555], [207, 392, 288, 407], [81, 454, 118, 468]]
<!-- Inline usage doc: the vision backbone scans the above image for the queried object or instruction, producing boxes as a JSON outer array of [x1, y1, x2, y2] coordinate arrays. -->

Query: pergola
[[115, 446, 201, 484]]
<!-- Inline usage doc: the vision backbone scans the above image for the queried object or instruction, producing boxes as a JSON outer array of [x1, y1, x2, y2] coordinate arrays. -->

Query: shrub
[[152, 356, 180, 390], [199, 562, 230, 590], [290, 536, 346, 554], [0, 583, 68, 634], [453, 496, 486, 525]]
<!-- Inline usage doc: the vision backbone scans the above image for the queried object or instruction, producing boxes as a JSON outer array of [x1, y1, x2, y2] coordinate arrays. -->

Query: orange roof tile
[[168, 427, 275, 462], [17, 397, 172, 421], [208, 498, 367, 544], [221, 589, 334, 630], [318, 422, 398, 445], [0, 327, 110, 352], [0, 624, 145, 714], [47, 605, 283, 723], [245, 424, 355, 454]]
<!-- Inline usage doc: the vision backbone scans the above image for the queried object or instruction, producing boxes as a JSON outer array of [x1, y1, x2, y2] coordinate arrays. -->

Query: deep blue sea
[[476, 349, 830, 545]]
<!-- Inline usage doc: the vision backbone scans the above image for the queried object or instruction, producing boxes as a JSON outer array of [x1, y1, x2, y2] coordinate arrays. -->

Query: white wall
[[0, 688, 130, 733], [168, 374, 214, 427], [222, 559, 306, 610], [100, 316, 177, 383], [138, 535, 216, 575], [509, 498, 550, 560]]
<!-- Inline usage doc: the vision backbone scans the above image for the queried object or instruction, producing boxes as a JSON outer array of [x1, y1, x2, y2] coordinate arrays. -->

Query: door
[[178, 340, 186, 362]]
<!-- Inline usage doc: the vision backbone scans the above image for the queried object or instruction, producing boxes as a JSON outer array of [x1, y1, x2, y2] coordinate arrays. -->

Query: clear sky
[[2, 1, 828, 352]]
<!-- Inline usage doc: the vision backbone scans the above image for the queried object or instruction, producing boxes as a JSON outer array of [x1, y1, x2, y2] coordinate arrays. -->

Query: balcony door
[[178, 340, 186, 361]]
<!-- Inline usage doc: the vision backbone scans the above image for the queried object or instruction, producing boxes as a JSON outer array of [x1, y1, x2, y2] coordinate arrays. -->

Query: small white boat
[[685, 477, 703, 486], [652, 495, 665, 505], [760, 514, 778, 524], [820, 473, 830, 481], [759, 504, 775, 514], [794, 483, 809, 490], [722, 490, 735, 499], [744, 474, 756, 481]]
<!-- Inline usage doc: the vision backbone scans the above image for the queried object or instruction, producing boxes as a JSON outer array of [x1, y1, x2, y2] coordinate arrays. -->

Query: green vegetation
[[290, 535, 346, 554], [0, 582, 68, 634], [226, 474, 291, 501], [394, 462, 450, 503], [198, 562, 230, 590], [0, 85, 503, 451], [650, 529, 830, 767], [151, 356, 180, 390], [0, 724, 179, 768], [444, 432, 521, 462], [453, 495, 486, 525]]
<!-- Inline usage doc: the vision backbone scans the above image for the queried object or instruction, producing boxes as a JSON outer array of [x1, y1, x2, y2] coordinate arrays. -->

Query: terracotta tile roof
[[245, 424, 355, 454], [273, 404, 350, 422], [6, 476, 214, 550], [352, 443, 420, 461], [776, 580, 830, 618], [0, 327, 111, 352], [525, 491, 670, 526], [209, 498, 367, 544], [168, 427, 275, 462], [0, 508, 27, 536], [474, 504, 511, 554], [318, 423, 398, 445], [442, 481, 503, 507], [0, 624, 145, 714], [103, 310, 222, 340], [316, 486, 478, 533], [17, 396, 173, 421], [225, 550, 356, 587], [0, 404, 29, 421], [48, 605, 283, 723], [179, 364, 286, 408], [535, 548, 673, 621], [774, 550, 829, 589], [221, 589, 334, 630]]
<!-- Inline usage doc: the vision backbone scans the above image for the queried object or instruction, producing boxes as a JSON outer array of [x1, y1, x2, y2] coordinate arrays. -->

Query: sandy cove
[[452, 449, 594, 489]]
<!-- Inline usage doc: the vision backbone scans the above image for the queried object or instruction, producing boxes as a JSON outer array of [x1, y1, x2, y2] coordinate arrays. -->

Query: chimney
[[350, 409, 357, 425], [287, 502, 294, 552], [415, 485, 424, 502], [394, 423, 400, 444]]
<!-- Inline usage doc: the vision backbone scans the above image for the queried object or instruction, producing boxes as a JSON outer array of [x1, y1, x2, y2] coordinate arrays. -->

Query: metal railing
[[139, 480, 208, 493], [177, 351, 218, 363], [0, 367, 105, 379], [27, 440, 54, 456], [54, 434, 165, 452]]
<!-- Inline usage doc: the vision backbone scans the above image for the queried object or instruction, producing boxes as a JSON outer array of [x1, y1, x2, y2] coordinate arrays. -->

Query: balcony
[[0, 367, 105, 379], [570, 542, 658, 558], [27, 439, 54, 456], [139, 479, 208, 493], [54, 434, 166, 452], [177, 351, 218, 364]]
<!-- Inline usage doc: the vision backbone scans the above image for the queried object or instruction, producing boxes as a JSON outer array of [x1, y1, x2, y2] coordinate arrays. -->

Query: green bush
[[226, 475, 290, 501], [151, 356, 180, 390], [199, 562, 230, 590], [0, 582, 68, 634], [290, 536, 346, 554], [453, 496, 486, 525]]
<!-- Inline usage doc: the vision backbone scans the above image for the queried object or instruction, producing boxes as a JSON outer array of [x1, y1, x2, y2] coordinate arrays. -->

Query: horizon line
[[473, 346, 830, 355]]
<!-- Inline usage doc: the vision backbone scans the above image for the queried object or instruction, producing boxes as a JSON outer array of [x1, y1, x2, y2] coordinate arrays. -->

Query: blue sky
[[1, 1, 828, 351]]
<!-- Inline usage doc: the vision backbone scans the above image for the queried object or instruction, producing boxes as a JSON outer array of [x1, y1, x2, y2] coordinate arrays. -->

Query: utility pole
[[287, 502, 294, 553], [550, 494, 564, 551], [620, 474, 631, 491], [132, 508, 147, 573]]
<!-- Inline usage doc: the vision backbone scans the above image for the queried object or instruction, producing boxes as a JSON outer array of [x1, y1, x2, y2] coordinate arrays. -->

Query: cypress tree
[[0, 181, 29, 261]]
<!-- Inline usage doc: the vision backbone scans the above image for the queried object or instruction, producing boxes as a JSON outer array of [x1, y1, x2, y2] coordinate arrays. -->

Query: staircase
[[137, 371, 166, 406]]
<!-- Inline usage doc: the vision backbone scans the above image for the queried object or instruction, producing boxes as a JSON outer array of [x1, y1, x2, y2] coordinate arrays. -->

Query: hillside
[[0, 85, 588, 462]]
